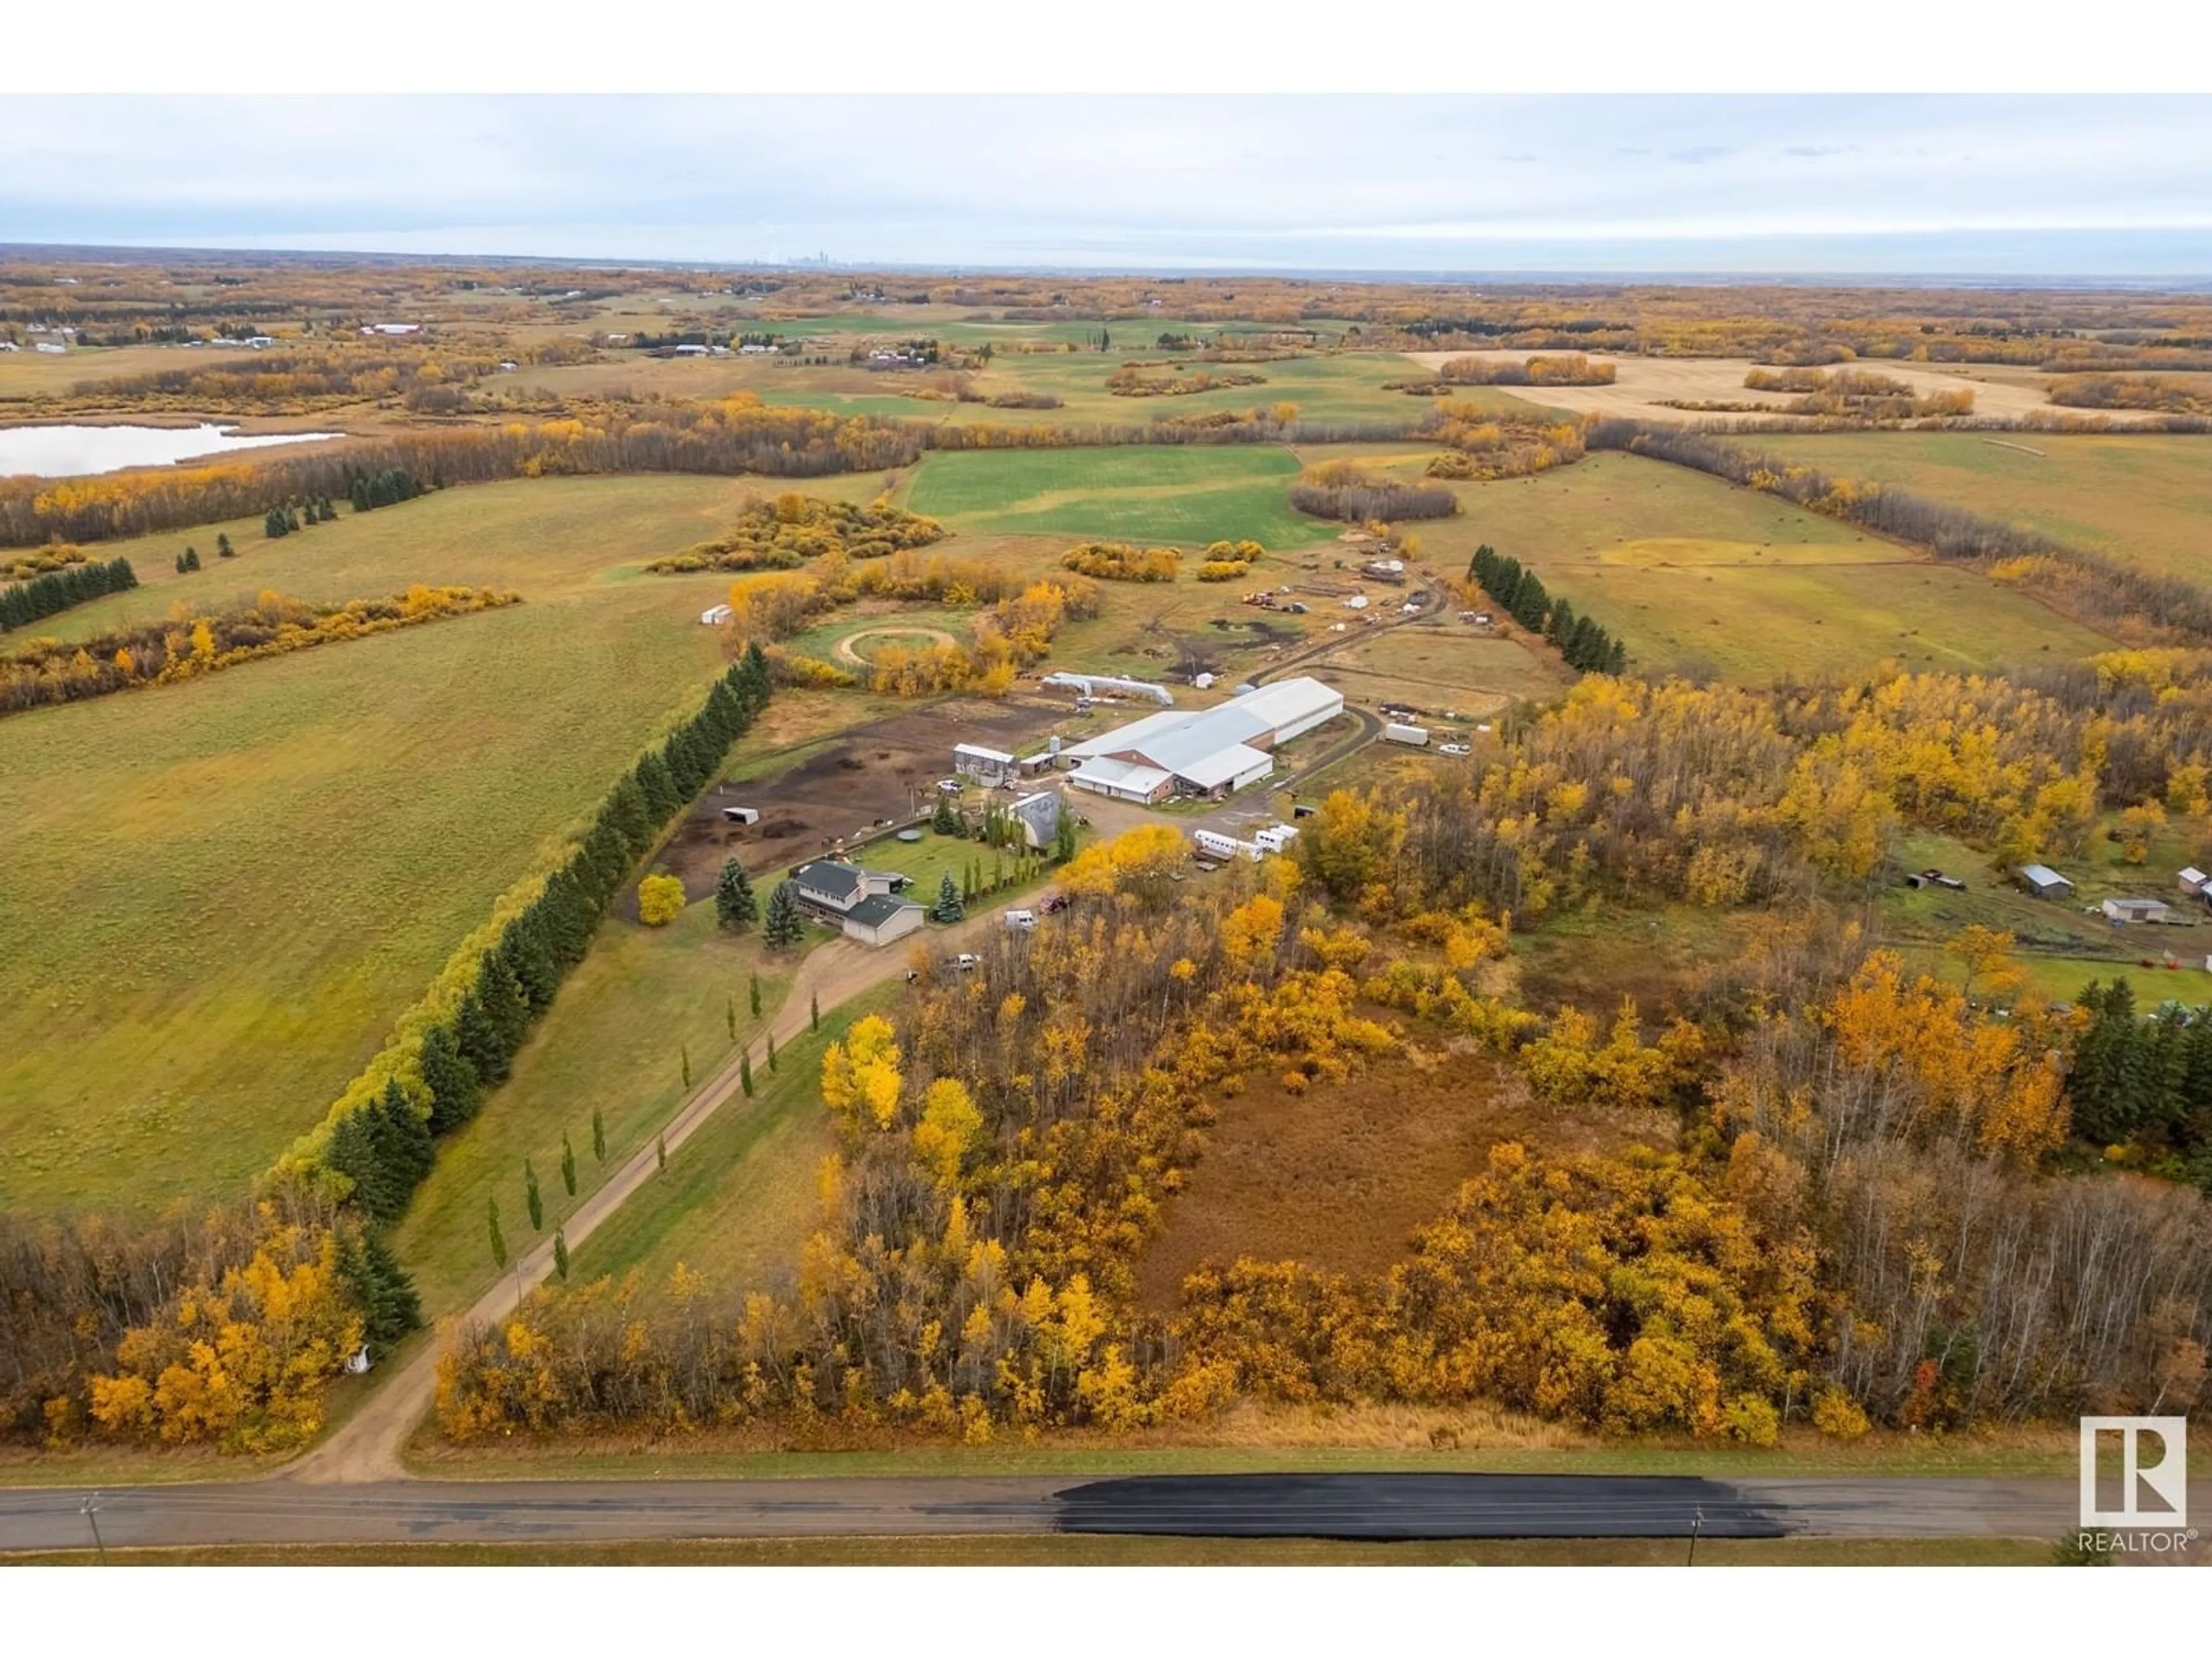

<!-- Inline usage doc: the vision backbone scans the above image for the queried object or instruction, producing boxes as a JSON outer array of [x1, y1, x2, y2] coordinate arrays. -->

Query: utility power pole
[[81, 1491, 108, 1565], [1686, 1506, 1703, 1567]]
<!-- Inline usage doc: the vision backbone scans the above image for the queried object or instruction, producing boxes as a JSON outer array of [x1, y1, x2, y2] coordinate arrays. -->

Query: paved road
[[0, 1474, 2107, 1554]]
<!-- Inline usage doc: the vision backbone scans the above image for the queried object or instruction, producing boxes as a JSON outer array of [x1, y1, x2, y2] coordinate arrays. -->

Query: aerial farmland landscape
[[1, 73, 2209, 1642]]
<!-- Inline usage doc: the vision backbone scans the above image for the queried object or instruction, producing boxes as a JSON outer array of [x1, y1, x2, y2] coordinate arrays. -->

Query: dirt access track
[[831, 626, 960, 668], [663, 696, 1070, 896], [1401, 350, 2168, 427]]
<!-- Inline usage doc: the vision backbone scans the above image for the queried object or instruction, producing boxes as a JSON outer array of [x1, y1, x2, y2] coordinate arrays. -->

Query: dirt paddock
[[663, 697, 1074, 895]]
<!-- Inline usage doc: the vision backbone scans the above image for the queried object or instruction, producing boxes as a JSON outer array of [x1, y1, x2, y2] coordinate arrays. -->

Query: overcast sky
[[6, 96, 2211, 277]]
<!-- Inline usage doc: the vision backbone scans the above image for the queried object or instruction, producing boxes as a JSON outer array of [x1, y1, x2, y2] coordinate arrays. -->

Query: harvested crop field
[[1399, 350, 2150, 427], [1135, 1036, 1669, 1311], [1745, 430, 2212, 584]]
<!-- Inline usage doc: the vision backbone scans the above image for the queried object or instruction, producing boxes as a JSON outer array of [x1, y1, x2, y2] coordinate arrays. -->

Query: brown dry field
[[1135, 1031, 1671, 1311], [1400, 350, 2162, 427], [0, 342, 271, 400], [1317, 620, 1565, 724]]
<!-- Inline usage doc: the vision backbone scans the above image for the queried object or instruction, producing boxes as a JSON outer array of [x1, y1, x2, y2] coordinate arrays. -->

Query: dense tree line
[[0, 554, 135, 632], [2047, 373, 2212, 416], [349, 468, 427, 512], [1466, 543, 1627, 673], [3, 542, 89, 581], [1590, 421, 2212, 646], [1103, 363, 1268, 397], [1059, 541, 1181, 582], [1, 584, 516, 718], [645, 493, 946, 574], [1429, 352, 1616, 386], [1289, 460, 1457, 524]]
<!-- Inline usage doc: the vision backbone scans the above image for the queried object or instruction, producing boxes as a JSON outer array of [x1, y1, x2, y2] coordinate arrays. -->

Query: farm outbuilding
[[1007, 790, 1063, 850], [2101, 897, 2173, 925], [953, 743, 1019, 786], [699, 603, 732, 626], [2018, 864, 2075, 899], [2181, 867, 2209, 896], [1065, 756, 1175, 804], [1063, 676, 1343, 804]]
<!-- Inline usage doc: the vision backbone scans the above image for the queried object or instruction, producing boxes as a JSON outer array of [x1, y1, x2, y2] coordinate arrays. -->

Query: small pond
[[0, 423, 344, 480]]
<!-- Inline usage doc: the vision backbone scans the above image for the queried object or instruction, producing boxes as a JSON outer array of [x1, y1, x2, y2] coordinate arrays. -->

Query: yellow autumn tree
[[821, 1013, 904, 1130], [912, 1076, 984, 1187], [637, 873, 685, 926], [1057, 823, 1187, 903]]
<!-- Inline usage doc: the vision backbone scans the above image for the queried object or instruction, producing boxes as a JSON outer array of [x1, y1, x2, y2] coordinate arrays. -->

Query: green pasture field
[[1748, 430, 2212, 585], [0, 476, 791, 1213], [1420, 452, 2116, 683], [570, 982, 902, 1306], [902, 444, 1325, 547], [392, 900, 797, 1318], [1880, 827, 2212, 1009]]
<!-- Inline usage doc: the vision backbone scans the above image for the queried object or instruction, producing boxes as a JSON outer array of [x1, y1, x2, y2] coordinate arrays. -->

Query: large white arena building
[[1062, 676, 1344, 803]]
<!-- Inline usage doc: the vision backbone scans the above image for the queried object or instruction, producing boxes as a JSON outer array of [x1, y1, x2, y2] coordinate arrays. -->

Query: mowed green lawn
[[903, 445, 1328, 548], [393, 900, 797, 1318], [1420, 452, 2115, 683], [0, 476, 782, 1213], [570, 983, 903, 1307], [1749, 431, 2212, 585]]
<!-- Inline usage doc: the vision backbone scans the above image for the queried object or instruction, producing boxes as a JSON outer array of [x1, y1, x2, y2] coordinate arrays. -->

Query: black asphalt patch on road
[[1054, 1474, 1796, 1540]]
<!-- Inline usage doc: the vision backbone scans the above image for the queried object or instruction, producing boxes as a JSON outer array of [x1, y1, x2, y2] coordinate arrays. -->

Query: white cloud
[[2, 95, 2209, 273]]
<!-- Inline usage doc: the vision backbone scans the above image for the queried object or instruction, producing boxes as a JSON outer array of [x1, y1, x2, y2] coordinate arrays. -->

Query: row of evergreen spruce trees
[[2066, 978, 2212, 1187], [0, 555, 135, 632], [263, 469, 428, 540], [1467, 543, 1629, 676], [321, 643, 774, 1289]]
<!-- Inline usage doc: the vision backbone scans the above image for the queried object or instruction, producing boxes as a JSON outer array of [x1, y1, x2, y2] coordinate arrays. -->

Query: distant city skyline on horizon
[[6, 95, 2212, 278]]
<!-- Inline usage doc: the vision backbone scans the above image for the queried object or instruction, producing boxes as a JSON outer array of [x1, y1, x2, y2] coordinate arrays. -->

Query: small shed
[[2101, 897, 2173, 926], [953, 743, 1019, 786], [700, 603, 732, 626], [721, 805, 760, 825], [1007, 790, 1063, 851], [2018, 863, 2074, 900], [2180, 866, 2209, 895]]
